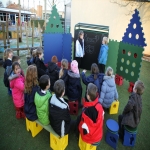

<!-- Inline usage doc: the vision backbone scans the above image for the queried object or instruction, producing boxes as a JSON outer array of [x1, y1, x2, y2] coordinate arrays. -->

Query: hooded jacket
[[79, 97, 104, 144], [81, 72, 104, 95], [34, 89, 51, 125], [121, 92, 142, 128], [47, 62, 59, 91], [49, 94, 71, 137], [24, 85, 39, 121], [35, 57, 47, 79], [98, 44, 109, 65], [99, 75, 118, 108], [9, 74, 25, 107], [66, 70, 82, 101]]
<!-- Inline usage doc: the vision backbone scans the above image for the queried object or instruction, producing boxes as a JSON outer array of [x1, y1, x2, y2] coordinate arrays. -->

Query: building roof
[[0, 7, 35, 15]]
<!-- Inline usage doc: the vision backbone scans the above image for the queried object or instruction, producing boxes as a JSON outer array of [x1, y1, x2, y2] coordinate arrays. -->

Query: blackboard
[[74, 29, 108, 70]]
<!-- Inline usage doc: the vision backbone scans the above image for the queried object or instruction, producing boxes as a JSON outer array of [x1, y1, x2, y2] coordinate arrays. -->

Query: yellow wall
[[71, 0, 150, 55]]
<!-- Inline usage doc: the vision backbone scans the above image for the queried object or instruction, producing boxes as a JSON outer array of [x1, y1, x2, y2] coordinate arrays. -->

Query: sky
[[0, 0, 71, 11]]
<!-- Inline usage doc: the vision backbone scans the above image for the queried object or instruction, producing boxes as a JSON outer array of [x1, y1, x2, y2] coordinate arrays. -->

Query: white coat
[[75, 39, 84, 57]]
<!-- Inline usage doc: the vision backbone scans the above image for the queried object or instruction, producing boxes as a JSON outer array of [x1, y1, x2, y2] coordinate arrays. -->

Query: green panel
[[106, 40, 119, 74], [116, 42, 144, 83], [31, 20, 44, 28], [45, 5, 64, 33]]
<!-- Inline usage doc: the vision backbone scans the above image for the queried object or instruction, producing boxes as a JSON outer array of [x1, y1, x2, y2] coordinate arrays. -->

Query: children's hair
[[39, 75, 50, 90], [87, 83, 98, 101], [32, 49, 37, 57], [134, 80, 145, 95], [12, 61, 20, 71], [106, 66, 113, 76], [102, 37, 108, 45], [3, 48, 13, 61], [78, 30, 84, 38], [51, 56, 58, 63], [25, 65, 38, 94], [54, 79, 65, 97], [30, 47, 35, 55], [36, 47, 43, 57], [59, 59, 68, 78], [12, 56, 20, 63], [91, 63, 99, 80]]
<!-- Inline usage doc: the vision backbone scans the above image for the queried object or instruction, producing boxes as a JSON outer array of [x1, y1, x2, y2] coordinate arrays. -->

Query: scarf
[[78, 37, 83, 50]]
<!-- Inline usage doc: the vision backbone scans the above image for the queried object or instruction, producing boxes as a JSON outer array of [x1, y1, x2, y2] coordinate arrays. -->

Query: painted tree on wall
[[45, 5, 63, 33]]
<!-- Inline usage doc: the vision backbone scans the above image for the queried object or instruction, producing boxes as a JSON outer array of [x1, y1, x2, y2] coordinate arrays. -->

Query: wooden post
[[25, 22, 29, 55], [2, 23, 7, 49], [16, 22, 19, 56], [6, 20, 10, 48], [38, 23, 42, 47], [18, 0, 22, 42], [32, 21, 34, 47]]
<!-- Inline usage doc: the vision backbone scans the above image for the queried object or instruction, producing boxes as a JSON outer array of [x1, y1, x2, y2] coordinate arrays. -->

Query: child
[[34, 75, 51, 125], [81, 63, 104, 97], [118, 81, 145, 139], [67, 60, 82, 106], [34, 47, 47, 79], [47, 56, 60, 91], [59, 59, 68, 90], [3, 48, 13, 95], [77, 83, 104, 145], [99, 66, 118, 108], [9, 62, 25, 119], [27, 49, 37, 66], [24, 65, 39, 121], [49, 79, 71, 137], [98, 37, 109, 73], [75, 30, 84, 69]]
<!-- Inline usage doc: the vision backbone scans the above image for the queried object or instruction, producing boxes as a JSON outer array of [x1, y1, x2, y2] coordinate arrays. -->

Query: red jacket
[[10, 74, 25, 107], [79, 97, 104, 144]]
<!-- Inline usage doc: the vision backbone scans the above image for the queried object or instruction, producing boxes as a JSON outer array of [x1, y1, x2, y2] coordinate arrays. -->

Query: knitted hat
[[51, 56, 58, 63], [71, 60, 79, 74]]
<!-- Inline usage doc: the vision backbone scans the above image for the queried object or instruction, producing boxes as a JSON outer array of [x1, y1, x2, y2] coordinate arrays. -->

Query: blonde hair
[[25, 65, 38, 94], [3, 48, 13, 61], [32, 49, 37, 58], [59, 59, 68, 78], [102, 37, 108, 45], [106, 66, 113, 76]]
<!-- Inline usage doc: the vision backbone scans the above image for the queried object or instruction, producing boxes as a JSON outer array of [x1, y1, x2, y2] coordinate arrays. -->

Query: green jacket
[[34, 89, 51, 125]]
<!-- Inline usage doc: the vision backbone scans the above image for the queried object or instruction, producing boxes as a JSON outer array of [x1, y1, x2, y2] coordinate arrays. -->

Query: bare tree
[[6, 0, 13, 6], [0, 1, 4, 7]]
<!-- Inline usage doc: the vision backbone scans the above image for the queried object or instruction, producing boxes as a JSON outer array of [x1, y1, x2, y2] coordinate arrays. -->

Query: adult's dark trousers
[[75, 57, 82, 69], [98, 64, 105, 73]]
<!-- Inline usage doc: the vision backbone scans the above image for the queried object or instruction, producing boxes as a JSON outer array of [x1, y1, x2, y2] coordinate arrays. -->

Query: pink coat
[[10, 75, 25, 107]]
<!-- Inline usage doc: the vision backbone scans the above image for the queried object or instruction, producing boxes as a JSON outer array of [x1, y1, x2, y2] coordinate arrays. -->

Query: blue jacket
[[66, 70, 82, 101], [81, 72, 104, 95], [99, 76, 118, 108], [98, 44, 109, 65], [24, 85, 38, 121]]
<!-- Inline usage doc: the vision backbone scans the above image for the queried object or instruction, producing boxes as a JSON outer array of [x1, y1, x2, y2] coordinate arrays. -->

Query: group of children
[[2, 47, 145, 145]]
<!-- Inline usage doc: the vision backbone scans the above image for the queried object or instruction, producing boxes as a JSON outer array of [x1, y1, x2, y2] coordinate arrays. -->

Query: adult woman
[[75, 30, 84, 69]]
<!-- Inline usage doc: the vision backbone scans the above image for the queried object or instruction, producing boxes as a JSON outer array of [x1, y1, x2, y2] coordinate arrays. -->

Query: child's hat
[[51, 56, 58, 63], [71, 60, 79, 74]]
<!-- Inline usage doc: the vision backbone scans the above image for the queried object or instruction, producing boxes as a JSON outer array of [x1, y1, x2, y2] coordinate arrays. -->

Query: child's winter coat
[[10, 74, 25, 107], [99, 75, 118, 108]]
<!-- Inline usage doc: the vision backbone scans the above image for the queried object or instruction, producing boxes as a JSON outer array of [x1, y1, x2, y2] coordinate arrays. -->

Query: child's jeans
[[7, 88, 12, 96], [15, 106, 25, 119]]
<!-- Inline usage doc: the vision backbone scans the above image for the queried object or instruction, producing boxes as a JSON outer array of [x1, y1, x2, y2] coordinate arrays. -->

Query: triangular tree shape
[[45, 5, 64, 33], [122, 9, 146, 47]]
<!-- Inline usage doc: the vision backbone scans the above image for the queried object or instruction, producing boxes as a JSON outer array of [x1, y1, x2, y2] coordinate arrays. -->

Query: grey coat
[[99, 75, 118, 108]]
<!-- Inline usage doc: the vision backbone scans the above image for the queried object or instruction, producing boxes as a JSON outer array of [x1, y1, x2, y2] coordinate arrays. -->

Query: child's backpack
[[3, 66, 12, 87]]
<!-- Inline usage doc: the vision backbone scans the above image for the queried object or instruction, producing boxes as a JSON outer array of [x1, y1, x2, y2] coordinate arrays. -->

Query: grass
[[0, 53, 150, 150]]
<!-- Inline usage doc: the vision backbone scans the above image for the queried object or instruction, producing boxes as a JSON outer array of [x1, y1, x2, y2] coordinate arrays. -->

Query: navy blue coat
[[81, 72, 104, 95], [3, 59, 12, 69], [59, 69, 68, 90], [35, 57, 47, 79], [66, 70, 82, 101], [24, 85, 38, 121]]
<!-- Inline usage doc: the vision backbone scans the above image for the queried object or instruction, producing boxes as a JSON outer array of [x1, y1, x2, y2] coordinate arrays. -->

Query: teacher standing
[[75, 30, 84, 69]]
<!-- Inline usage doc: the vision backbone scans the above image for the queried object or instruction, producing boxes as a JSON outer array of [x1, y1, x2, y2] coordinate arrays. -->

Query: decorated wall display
[[44, 5, 72, 63]]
